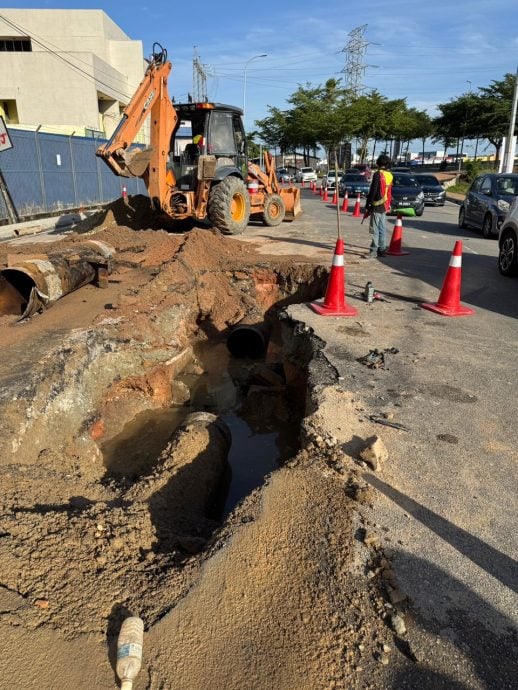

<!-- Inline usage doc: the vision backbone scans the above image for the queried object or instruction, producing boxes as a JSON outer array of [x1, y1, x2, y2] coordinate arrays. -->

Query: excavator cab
[[170, 103, 247, 192]]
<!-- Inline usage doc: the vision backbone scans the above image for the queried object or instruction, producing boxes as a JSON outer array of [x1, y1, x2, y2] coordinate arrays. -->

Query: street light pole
[[502, 65, 518, 173], [243, 54, 267, 128]]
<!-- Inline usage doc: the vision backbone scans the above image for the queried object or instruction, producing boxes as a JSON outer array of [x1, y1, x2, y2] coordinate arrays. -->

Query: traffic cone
[[122, 185, 128, 205], [322, 188, 329, 202], [351, 192, 361, 217], [421, 241, 475, 317], [319, 185, 323, 197], [313, 181, 319, 194], [386, 214, 410, 256], [301, 179, 305, 188], [332, 190, 338, 205], [341, 191, 349, 212], [310, 238, 358, 317]]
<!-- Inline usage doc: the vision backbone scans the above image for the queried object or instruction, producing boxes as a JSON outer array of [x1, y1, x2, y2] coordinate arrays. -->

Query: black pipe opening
[[0, 270, 35, 316]]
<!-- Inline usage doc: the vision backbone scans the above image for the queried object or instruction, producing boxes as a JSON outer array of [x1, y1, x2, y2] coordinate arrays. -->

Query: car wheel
[[482, 213, 493, 239], [415, 206, 424, 217], [498, 230, 518, 276], [458, 206, 467, 229]]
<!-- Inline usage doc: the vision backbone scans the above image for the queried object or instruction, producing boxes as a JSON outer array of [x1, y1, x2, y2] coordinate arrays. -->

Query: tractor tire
[[262, 194, 286, 227], [208, 176, 250, 235]]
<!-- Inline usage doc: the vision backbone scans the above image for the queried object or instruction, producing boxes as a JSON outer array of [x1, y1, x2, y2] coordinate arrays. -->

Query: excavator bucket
[[123, 147, 154, 177], [279, 186, 302, 221]]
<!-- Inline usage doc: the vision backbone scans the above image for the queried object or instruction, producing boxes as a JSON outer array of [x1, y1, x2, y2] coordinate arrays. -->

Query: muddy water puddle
[[102, 340, 299, 516]]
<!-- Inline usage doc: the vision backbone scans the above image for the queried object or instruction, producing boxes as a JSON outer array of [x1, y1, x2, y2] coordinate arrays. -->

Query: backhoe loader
[[96, 44, 301, 234]]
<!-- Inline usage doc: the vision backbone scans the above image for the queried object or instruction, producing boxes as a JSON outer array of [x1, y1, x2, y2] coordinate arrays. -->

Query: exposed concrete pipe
[[0, 240, 115, 320]]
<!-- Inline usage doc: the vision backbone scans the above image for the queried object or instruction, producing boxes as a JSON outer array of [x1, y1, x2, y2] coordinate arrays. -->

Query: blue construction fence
[[0, 128, 148, 223]]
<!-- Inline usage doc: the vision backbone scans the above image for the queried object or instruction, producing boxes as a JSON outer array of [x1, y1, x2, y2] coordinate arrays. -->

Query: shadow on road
[[366, 475, 518, 594], [386, 553, 518, 689]]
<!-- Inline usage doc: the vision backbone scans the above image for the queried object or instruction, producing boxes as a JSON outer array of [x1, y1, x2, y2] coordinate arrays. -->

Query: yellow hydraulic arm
[[96, 44, 178, 211]]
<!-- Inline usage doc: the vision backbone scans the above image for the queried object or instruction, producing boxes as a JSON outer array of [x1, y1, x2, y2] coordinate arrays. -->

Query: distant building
[[0, 9, 145, 139]]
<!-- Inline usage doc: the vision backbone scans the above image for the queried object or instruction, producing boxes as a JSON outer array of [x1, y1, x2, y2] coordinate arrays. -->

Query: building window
[[0, 100, 19, 124], [0, 37, 32, 52]]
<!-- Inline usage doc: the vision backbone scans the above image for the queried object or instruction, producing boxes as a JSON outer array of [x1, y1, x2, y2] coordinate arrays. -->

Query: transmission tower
[[341, 25, 369, 96], [192, 47, 208, 102]]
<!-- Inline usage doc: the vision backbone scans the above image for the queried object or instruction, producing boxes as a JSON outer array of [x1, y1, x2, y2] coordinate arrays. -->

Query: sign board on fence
[[0, 116, 13, 152]]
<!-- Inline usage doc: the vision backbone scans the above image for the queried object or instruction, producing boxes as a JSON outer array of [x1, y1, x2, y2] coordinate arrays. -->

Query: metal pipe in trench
[[227, 317, 271, 359], [0, 240, 115, 320]]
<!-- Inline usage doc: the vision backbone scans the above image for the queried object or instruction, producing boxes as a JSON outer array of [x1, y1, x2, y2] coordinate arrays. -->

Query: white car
[[295, 167, 317, 183], [321, 170, 344, 191], [498, 197, 518, 276]]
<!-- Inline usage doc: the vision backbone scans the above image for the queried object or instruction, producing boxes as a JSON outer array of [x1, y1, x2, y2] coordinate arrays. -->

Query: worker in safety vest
[[365, 154, 393, 258]]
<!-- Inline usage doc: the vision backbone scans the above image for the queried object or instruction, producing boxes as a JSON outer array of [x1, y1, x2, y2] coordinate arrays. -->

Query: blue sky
[[4, 1, 518, 153]]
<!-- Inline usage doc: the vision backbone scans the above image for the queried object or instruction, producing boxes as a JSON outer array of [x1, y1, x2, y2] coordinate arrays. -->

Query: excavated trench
[[0, 224, 330, 641]]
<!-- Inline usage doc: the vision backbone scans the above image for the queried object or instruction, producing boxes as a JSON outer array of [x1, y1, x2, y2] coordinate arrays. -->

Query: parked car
[[339, 173, 370, 198], [414, 173, 446, 206], [349, 164, 372, 180], [391, 166, 412, 174], [390, 173, 425, 216], [497, 197, 518, 276], [295, 166, 317, 183], [276, 168, 293, 183], [321, 170, 344, 191], [459, 173, 518, 238]]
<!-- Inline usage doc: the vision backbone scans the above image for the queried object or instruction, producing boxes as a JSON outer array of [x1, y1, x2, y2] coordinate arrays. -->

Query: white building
[[0, 9, 145, 139]]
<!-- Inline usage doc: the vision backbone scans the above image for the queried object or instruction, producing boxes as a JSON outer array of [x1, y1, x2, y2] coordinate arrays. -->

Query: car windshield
[[327, 171, 343, 178], [417, 176, 440, 185], [496, 177, 518, 196], [393, 174, 420, 188], [301, 168, 313, 173], [344, 174, 365, 182]]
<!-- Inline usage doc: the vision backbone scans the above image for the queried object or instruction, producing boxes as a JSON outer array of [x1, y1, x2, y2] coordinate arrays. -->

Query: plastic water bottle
[[116, 616, 144, 690], [364, 281, 374, 303]]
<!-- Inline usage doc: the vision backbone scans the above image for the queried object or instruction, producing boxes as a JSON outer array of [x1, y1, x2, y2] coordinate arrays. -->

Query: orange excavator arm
[[96, 44, 178, 208], [247, 150, 279, 194]]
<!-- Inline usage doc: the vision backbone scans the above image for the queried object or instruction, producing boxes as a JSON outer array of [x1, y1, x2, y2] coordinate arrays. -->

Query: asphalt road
[[241, 190, 518, 688]]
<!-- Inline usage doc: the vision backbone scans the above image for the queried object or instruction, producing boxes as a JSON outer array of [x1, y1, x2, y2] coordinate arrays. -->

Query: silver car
[[498, 197, 518, 276]]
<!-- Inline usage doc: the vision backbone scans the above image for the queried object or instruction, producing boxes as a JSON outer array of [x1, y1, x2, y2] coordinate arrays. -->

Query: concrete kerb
[[0, 210, 94, 242]]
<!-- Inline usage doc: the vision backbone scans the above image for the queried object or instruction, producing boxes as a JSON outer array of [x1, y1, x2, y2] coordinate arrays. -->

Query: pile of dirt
[[1, 199, 396, 689], [0, 205, 327, 643]]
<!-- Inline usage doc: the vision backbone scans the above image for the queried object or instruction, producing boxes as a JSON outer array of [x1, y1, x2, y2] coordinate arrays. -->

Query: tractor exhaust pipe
[[0, 240, 115, 320]]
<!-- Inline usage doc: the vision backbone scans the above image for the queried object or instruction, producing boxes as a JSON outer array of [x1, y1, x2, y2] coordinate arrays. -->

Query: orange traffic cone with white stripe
[[351, 192, 361, 217], [122, 185, 128, 205], [421, 241, 475, 317], [341, 191, 349, 212], [322, 187, 329, 202], [386, 214, 410, 256], [301, 179, 305, 188], [319, 185, 323, 197], [332, 190, 338, 204], [310, 238, 358, 316]]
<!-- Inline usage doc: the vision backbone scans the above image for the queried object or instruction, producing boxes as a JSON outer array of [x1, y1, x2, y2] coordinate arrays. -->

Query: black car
[[414, 173, 446, 206], [339, 173, 370, 198], [390, 173, 425, 216], [459, 173, 518, 238]]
